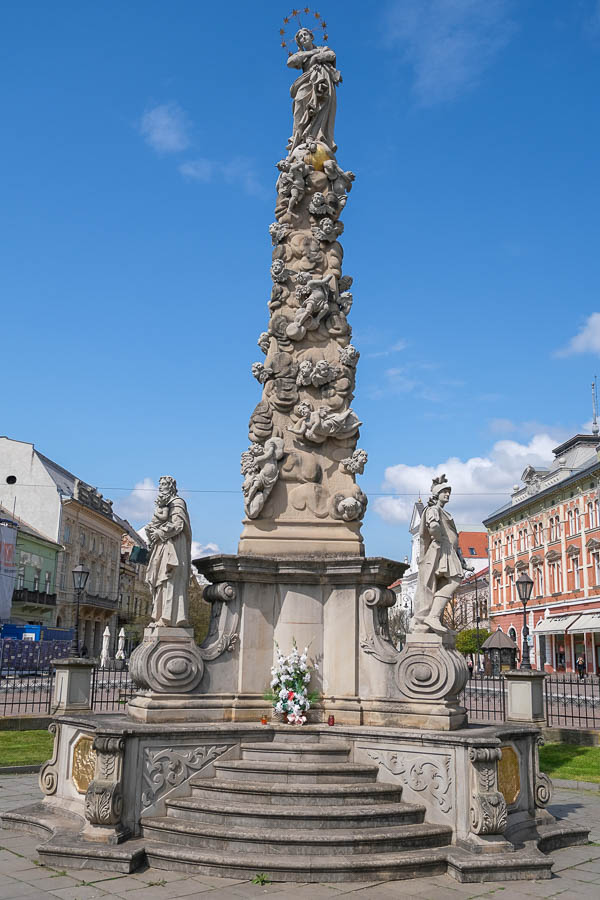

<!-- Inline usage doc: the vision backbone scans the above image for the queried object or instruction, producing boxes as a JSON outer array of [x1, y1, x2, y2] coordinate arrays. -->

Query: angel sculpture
[[241, 438, 285, 519], [286, 276, 332, 341], [312, 217, 343, 243], [323, 159, 355, 207], [288, 405, 362, 444]]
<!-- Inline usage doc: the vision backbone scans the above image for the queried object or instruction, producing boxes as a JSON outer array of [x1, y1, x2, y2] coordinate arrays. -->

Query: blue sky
[[2, 0, 600, 560]]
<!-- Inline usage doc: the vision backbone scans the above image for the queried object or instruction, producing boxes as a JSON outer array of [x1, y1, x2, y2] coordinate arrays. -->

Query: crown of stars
[[279, 8, 329, 55]]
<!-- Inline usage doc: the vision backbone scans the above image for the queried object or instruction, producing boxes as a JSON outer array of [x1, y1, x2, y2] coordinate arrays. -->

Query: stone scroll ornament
[[239, 11, 369, 552], [84, 736, 128, 838]]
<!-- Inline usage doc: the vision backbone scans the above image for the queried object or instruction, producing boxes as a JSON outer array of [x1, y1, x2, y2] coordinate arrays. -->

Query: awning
[[534, 614, 581, 635], [568, 612, 600, 634]]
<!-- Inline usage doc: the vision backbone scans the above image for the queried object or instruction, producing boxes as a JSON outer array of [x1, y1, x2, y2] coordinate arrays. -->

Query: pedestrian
[[80, 644, 89, 658], [576, 655, 586, 680], [467, 655, 474, 679]]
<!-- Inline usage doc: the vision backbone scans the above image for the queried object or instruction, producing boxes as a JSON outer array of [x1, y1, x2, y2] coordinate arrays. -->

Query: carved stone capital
[[39, 722, 60, 796], [359, 586, 399, 665], [84, 780, 123, 827], [203, 582, 237, 603], [84, 731, 127, 838]]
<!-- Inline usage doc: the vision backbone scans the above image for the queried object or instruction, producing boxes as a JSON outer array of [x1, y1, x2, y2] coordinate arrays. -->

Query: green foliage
[[0, 729, 54, 766], [252, 873, 271, 885], [539, 743, 600, 784], [455, 627, 491, 655]]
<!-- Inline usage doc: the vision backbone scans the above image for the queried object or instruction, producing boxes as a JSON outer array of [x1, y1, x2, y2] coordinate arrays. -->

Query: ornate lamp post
[[516, 571, 534, 671], [70, 564, 89, 658]]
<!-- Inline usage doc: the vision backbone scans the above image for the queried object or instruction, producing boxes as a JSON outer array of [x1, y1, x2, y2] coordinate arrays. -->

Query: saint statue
[[145, 476, 192, 628], [287, 27, 341, 152], [411, 475, 473, 635]]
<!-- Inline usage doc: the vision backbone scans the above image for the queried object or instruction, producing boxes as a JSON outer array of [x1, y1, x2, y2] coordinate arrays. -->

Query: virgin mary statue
[[287, 27, 341, 152]]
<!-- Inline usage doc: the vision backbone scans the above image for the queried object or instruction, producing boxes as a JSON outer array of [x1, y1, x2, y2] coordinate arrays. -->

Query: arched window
[[508, 627, 517, 642]]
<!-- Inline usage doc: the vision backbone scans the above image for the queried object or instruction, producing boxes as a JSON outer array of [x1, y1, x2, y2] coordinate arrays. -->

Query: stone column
[[504, 670, 546, 725]]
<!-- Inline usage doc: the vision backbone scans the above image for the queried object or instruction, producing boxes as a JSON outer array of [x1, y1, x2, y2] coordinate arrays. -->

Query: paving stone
[[48, 886, 113, 899]]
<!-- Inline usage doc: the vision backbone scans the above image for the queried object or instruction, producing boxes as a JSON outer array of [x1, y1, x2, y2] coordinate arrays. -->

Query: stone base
[[2, 716, 587, 883], [238, 518, 365, 557], [129, 627, 205, 694]]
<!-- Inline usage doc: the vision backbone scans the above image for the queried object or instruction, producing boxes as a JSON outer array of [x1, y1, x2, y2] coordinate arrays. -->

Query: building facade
[[484, 433, 600, 674], [0, 506, 62, 627], [0, 437, 124, 656], [117, 518, 152, 648]]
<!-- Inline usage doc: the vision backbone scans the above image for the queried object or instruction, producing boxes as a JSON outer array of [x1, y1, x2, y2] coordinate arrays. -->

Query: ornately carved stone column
[[83, 735, 128, 843], [238, 23, 367, 556]]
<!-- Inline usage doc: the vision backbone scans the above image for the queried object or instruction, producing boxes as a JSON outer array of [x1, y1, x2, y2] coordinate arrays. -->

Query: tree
[[388, 604, 411, 649], [188, 574, 212, 645], [455, 627, 491, 656]]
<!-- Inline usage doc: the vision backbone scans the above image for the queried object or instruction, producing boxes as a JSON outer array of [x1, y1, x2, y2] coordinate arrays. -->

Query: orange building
[[484, 433, 600, 674]]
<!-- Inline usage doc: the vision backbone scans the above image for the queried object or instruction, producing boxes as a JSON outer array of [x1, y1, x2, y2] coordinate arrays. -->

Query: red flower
[[288, 690, 295, 700]]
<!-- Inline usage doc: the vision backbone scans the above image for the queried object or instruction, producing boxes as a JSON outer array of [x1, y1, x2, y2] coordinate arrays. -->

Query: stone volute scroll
[[238, 14, 367, 557]]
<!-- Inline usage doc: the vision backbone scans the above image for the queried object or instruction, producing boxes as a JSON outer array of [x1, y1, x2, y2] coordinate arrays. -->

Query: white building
[[0, 437, 124, 656]]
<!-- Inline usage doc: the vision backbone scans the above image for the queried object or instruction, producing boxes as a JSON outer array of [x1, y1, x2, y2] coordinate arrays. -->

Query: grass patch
[[0, 729, 53, 767], [539, 742, 600, 784]]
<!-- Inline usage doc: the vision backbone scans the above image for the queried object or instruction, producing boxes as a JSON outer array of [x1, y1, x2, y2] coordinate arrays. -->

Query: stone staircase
[[139, 732, 552, 883]]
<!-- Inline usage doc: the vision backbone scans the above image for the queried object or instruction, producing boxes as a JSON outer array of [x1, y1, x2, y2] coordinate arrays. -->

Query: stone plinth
[[391, 634, 469, 730], [504, 670, 546, 725], [51, 658, 95, 715], [129, 626, 204, 695], [127, 553, 408, 725]]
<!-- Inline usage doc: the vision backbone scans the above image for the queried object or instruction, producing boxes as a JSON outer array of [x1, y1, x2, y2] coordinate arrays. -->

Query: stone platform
[[1, 717, 588, 883]]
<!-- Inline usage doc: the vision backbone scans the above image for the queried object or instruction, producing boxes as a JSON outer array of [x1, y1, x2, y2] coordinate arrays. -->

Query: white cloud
[[556, 313, 600, 356], [140, 103, 190, 154], [191, 540, 220, 560], [367, 339, 408, 359], [385, 0, 515, 105], [179, 155, 261, 196], [374, 433, 557, 527], [115, 478, 157, 524]]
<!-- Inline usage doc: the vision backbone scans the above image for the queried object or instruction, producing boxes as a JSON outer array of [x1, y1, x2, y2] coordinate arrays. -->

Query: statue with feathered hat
[[411, 474, 472, 635]]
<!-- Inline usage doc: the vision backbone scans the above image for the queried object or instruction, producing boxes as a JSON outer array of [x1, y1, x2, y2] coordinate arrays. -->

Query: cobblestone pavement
[[1, 775, 600, 899]]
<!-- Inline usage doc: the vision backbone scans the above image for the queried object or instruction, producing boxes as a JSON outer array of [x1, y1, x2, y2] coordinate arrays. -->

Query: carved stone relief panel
[[71, 734, 96, 794], [366, 748, 453, 814], [141, 744, 232, 813]]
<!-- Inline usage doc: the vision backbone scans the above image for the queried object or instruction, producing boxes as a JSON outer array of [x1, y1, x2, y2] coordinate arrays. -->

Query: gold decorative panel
[[498, 744, 520, 806], [72, 735, 96, 794]]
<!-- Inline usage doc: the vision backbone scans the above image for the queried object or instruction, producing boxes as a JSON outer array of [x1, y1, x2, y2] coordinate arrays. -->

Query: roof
[[0, 503, 62, 548], [36, 450, 76, 497], [460, 566, 489, 584], [113, 513, 148, 548], [458, 532, 488, 559], [482, 629, 517, 650]]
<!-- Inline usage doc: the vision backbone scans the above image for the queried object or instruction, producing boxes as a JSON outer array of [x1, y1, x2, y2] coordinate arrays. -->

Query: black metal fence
[[460, 674, 507, 723], [545, 673, 600, 729], [91, 662, 135, 712]]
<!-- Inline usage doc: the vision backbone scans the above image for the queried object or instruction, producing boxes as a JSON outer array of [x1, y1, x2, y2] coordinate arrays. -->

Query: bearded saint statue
[[145, 476, 192, 628]]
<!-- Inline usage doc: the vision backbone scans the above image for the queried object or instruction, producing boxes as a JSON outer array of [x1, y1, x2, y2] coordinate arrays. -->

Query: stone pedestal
[[505, 670, 546, 725], [51, 658, 95, 715], [390, 633, 469, 730], [127, 554, 409, 725]]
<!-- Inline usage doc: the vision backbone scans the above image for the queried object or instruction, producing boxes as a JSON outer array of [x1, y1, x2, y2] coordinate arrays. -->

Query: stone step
[[240, 741, 351, 763], [163, 795, 426, 830], [189, 776, 404, 806], [143, 841, 450, 882], [141, 816, 453, 856], [213, 759, 377, 784]]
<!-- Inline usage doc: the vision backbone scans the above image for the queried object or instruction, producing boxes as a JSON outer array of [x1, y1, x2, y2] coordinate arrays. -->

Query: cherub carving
[[339, 448, 368, 475], [323, 159, 355, 207], [288, 405, 362, 444], [268, 282, 287, 311], [331, 488, 368, 521], [269, 222, 291, 245], [271, 259, 291, 284], [241, 438, 285, 519], [312, 217, 344, 243], [257, 332, 271, 355], [338, 290, 353, 315], [251, 362, 273, 384], [309, 191, 337, 218], [295, 359, 340, 388], [338, 344, 360, 367], [286, 158, 314, 215], [286, 276, 332, 341], [339, 275, 353, 293]]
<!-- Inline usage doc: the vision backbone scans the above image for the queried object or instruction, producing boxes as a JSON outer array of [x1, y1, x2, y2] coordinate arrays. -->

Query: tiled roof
[[458, 532, 488, 559]]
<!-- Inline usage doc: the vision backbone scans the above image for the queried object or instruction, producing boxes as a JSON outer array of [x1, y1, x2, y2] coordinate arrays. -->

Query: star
[[281, 41, 287, 47], [279, 28, 285, 35], [315, 11, 320, 18], [283, 17, 289, 23], [304, 6, 310, 12], [292, 8, 299, 15], [323, 33, 328, 40]]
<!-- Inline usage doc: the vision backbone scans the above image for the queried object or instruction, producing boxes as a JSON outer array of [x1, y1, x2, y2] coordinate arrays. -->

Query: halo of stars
[[279, 8, 329, 55]]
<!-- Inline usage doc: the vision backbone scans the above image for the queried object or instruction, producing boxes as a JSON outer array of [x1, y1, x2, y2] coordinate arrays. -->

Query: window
[[592, 551, 600, 586], [17, 566, 24, 589], [508, 627, 517, 642], [574, 508, 580, 533], [550, 561, 562, 593], [573, 556, 581, 590], [63, 523, 71, 543], [32, 571, 40, 591], [469, 547, 477, 556], [44, 571, 51, 592], [80, 530, 86, 548], [588, 502, 595, 529], [568, 510, 573, 535], [508, 573, 515, 602], [536, 567, 544, 595]]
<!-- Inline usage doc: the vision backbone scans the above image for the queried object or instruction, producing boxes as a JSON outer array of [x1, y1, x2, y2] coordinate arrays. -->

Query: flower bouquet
[[264, 641, 319, 725]]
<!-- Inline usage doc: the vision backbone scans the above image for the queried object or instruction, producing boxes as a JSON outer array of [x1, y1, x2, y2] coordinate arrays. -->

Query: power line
[[2, 482, 517, 496]]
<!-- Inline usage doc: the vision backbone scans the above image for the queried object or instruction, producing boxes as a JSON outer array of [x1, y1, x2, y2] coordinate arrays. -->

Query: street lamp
[[516, 571, 534, 671], [70, 564, 89, 657], [474, 571, 482, 673]]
